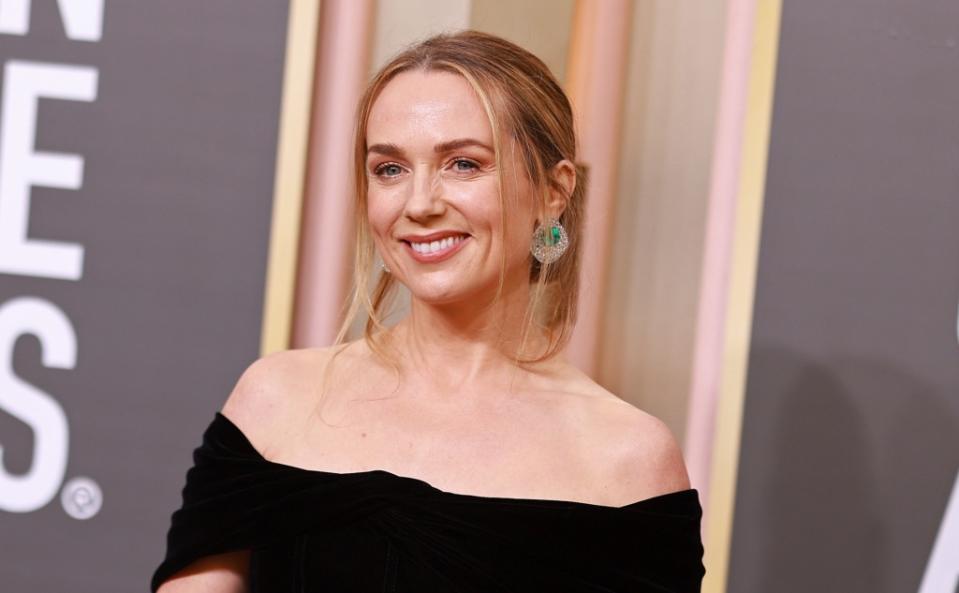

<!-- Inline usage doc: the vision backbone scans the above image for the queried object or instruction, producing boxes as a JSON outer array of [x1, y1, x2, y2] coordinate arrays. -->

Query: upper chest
[[266, 382, 630, 504]]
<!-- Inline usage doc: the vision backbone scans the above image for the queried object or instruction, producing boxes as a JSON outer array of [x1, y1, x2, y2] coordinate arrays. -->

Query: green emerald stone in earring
[[530, 218, 569, 264]]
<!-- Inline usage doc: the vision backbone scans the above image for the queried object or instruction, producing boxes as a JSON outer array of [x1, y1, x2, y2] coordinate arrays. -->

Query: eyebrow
[[366, 138, 494, 158]]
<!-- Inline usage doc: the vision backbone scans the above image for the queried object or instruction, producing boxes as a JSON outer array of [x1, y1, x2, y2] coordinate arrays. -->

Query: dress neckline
[[212, 411, 698, 512]]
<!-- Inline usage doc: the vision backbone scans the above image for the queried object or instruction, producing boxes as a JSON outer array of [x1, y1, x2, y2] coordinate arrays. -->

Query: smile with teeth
[[408, 234, 468, 254]]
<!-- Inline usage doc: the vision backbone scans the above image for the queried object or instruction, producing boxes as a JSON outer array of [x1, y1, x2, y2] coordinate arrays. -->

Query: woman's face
[[365, 69, 537, 306]]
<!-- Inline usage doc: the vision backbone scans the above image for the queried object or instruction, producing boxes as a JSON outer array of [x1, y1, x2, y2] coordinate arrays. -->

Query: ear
[[545, 159, 576, 220]]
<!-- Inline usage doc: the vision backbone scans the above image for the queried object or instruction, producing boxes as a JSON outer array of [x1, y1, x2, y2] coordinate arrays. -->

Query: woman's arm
[[156, 349, 314, 592], [155, 355, 276, 593], [155, 550, 250, 593]]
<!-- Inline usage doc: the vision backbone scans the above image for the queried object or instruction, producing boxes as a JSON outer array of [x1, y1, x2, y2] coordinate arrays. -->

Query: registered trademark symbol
[[60, 476, 103, 520]]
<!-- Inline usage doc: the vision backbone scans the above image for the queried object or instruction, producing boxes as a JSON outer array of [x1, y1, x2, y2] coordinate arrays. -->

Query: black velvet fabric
[[151, 412, 706, 592]]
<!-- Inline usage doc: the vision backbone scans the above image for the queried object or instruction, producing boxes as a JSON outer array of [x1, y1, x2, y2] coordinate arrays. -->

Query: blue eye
[[375, 163, 403, 177], [452, 159, 478, 172]]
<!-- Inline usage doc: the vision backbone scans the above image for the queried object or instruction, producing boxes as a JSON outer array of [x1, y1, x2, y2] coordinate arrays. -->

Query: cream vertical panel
[[565, 0, 633, 376], [470, 0, 575, 83], [597, 2, 728, 443], [373, 0, 472, 68], [686, 0, 758, 532], [261, 0, 322, 355], [703, 2, 782, 591]]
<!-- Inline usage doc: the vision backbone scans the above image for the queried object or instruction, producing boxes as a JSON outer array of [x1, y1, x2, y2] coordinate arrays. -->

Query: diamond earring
[[380, 261, 390, 273], [530, 217, 568, 264]]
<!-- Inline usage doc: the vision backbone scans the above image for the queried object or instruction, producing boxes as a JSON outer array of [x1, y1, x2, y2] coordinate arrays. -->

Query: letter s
[[0, 296, 75, 513]]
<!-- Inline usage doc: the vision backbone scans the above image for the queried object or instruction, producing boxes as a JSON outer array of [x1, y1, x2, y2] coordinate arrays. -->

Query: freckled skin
[[365, 70, 538, 311], [228, 72, 688, 507], [357, 68, 579, 408]]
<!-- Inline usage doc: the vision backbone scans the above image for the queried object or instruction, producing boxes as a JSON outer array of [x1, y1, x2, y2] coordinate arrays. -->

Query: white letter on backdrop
[[0, 297, 75, 513], [0, 0, 104, 41], [917, 470, 959, 593], [0, 60, 98, 280]]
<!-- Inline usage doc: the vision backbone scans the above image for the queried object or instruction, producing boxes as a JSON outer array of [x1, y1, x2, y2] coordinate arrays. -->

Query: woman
[[152, 30, 705, 592]]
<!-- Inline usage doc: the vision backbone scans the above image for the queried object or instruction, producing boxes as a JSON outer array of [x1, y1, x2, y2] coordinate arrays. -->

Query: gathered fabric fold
[[151, 412, 706, 592]]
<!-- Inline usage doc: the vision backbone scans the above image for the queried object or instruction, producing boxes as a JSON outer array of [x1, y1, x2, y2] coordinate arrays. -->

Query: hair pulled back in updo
[[332, 30, 588, 373]]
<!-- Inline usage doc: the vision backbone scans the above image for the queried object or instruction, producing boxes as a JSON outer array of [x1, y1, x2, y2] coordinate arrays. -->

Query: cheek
[[497, 193, 536, 249], [478, 203, 531, 264], [366, 189, 401, 233], [455, 181, 531, 243]]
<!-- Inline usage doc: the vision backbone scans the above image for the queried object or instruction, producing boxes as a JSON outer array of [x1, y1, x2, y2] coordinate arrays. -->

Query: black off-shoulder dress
[[151, 412, 706, 592]]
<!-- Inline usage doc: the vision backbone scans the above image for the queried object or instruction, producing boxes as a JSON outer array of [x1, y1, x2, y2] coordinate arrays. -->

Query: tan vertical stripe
[[564, 0, 633, 375], [260, 0, 322, 355], [703, 1, 782, 591], [469, 0, 575, 84], [685, 0, 758, 528], [372, 0, 471, 70], [292, 0, 375, 348]]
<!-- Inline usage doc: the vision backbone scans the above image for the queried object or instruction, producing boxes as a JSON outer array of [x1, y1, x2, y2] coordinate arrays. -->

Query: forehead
[[366, 69, 493, 145]]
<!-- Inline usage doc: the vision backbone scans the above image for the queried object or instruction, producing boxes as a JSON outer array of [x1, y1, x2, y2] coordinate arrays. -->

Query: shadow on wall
[[728, 343, 958, 593]]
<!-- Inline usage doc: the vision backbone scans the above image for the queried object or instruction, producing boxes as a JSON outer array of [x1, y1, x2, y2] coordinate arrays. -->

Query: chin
[[409, 289, 470, 306], [406, 280, 483, 306]]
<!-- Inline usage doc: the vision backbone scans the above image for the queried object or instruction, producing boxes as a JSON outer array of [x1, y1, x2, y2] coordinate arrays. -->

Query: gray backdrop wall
[[728, 1, 959, 592], [0, 1, 288, 589]]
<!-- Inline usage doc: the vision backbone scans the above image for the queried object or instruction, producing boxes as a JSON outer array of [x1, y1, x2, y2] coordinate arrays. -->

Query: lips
[[398, 230, 470, 243], [402, 234, 470, 263]]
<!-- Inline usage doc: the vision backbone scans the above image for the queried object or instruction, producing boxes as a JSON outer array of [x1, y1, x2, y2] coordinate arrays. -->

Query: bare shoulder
[[559, 384, 692, 505], [219, 343, 351, 453], [609, 401, 691, 501]]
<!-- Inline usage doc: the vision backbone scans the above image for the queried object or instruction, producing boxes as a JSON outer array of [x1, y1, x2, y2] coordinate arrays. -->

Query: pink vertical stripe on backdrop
[[564, 0, 633, 376], [292, 0, 375, 349], [684, 0, 757, 525]]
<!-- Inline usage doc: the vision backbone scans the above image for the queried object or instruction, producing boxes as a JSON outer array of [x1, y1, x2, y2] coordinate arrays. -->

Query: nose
[[403, 168, 445, 221]]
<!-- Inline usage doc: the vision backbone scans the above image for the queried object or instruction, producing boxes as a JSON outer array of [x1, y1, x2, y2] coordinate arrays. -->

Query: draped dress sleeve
[[151, 412, 706, 593], [149, 413, 402, 592]]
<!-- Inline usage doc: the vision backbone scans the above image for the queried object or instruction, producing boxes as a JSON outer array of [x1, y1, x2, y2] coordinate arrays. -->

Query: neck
[[384, 276, 559, 396]]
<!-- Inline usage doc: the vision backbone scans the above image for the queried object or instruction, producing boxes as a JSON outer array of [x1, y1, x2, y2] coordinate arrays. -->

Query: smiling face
[[365, 69, 538, 306]]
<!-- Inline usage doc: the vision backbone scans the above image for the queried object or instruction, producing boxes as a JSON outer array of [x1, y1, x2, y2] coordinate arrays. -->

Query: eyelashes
[[373, 163, 404, 177], [371, 158, 481, 179]]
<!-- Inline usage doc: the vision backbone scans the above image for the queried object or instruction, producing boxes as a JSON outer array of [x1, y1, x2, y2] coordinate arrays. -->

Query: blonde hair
[[321, 30, 588, 404]]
